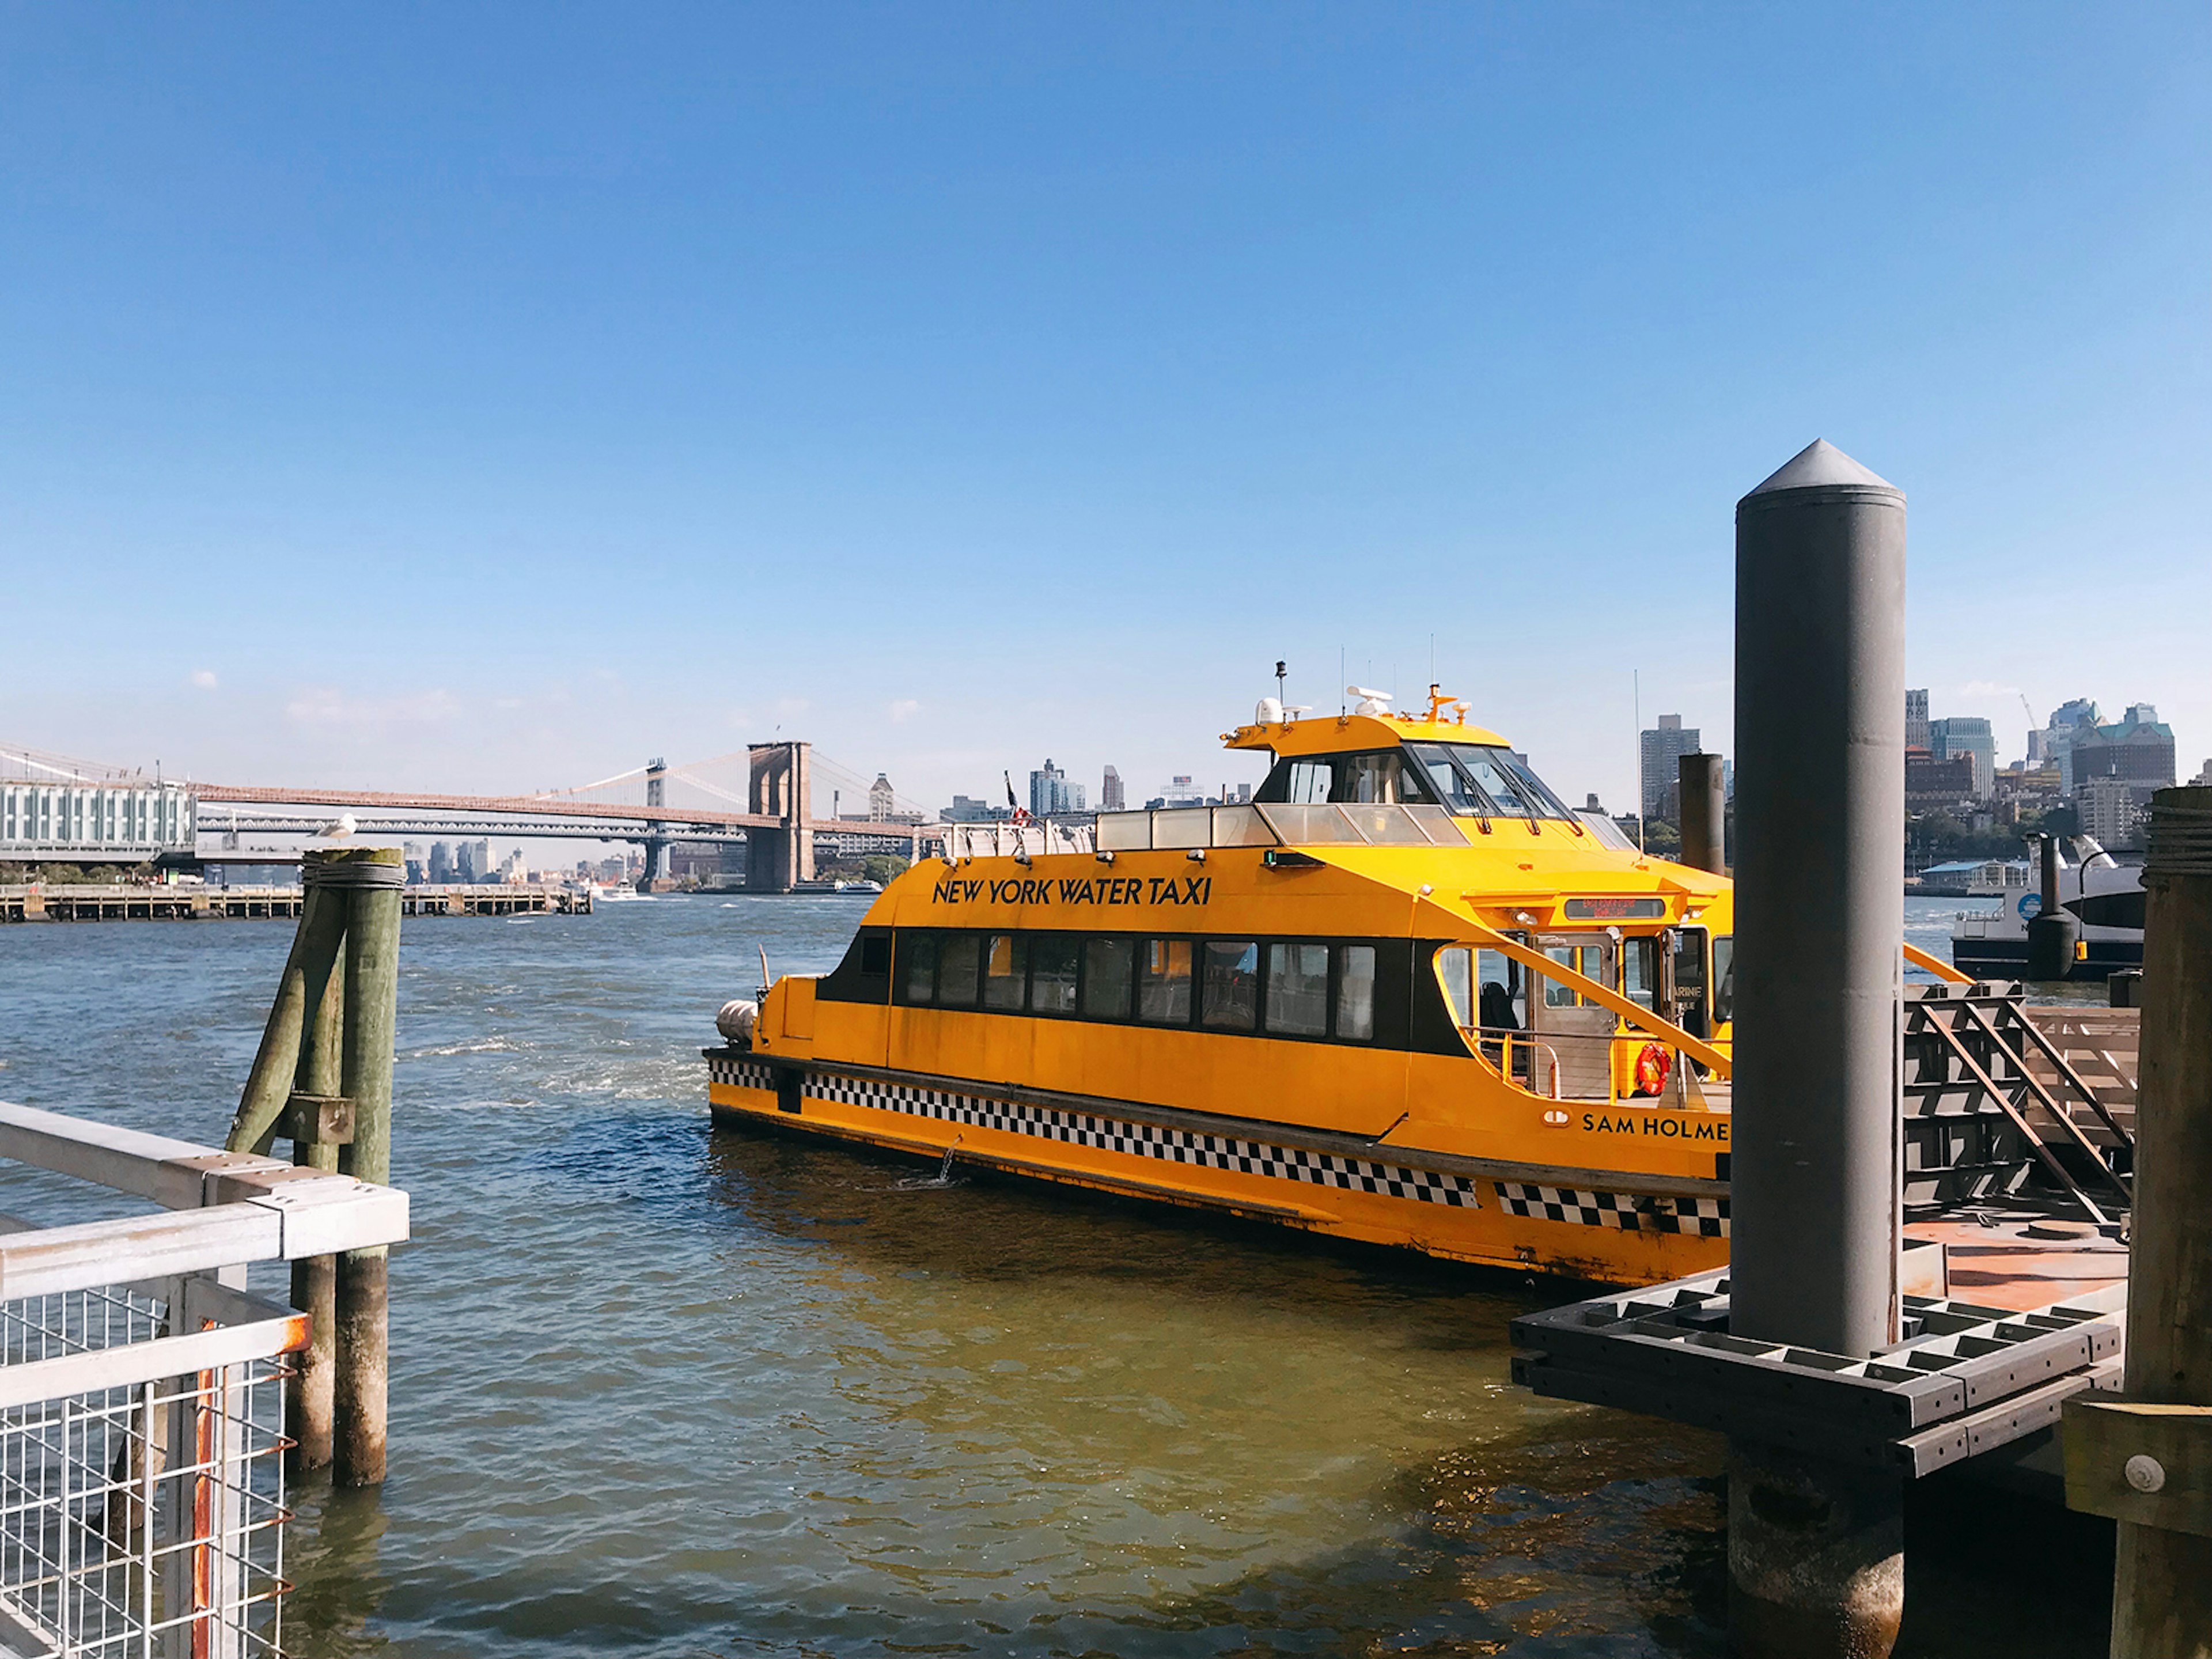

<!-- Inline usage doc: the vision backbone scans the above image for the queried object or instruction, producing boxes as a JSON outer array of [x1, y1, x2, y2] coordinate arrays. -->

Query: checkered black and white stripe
[[775, 1067, 1480, 1207], [707, 1054, 779, 1093], [1493, 1181, 1728, 1238]]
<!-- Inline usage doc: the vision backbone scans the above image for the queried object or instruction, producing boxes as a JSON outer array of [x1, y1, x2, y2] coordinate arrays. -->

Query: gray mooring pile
[[224, 843, 402, 1486]]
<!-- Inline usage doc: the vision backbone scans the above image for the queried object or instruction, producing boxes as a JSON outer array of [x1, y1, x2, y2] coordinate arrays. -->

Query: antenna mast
[[1633, 670, 1645, 854]]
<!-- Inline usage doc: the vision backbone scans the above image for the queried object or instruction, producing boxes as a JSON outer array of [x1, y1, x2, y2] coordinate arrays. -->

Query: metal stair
[[1900, 982, 2134, 1222]]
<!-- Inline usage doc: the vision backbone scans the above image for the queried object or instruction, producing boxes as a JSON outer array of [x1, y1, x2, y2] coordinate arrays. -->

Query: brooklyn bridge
[[1, 741, 941, 892]]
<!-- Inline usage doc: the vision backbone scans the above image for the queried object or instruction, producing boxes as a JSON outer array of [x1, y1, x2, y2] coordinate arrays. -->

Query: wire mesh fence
[[0, 1282, 289, 1659]]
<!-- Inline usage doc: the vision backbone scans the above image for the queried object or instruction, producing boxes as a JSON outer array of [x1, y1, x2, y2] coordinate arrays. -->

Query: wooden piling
[[1677, 752, 1726, 875], [332, 847, 402, 1487], [2107, 786, 2212, 1654], [287, 936, 346, 1475], [225, 879, 346, 1154]]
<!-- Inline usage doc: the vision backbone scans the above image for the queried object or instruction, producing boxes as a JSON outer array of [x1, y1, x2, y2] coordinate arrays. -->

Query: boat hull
[[1950, 935, 2142, 980], [707, 1048, 1730, 1286]]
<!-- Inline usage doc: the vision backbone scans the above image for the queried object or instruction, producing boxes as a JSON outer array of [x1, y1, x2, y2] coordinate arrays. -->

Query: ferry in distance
[[704, 685, 1751, 1285], [1951, 835, 2145, 981]]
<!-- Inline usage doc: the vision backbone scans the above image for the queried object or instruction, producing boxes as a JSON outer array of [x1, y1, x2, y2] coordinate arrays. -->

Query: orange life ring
[[1634, 1043, 1672, 1097]]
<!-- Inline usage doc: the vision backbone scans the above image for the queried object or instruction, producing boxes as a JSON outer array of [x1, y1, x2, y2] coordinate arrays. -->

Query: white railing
[[940, 821, 1097, 860], [1093, 802, 1470, 853], [0, 1102, 408, 1658]]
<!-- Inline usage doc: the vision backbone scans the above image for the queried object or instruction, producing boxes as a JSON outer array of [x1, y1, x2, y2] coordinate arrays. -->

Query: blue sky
[[3, 4, 2207, 814]]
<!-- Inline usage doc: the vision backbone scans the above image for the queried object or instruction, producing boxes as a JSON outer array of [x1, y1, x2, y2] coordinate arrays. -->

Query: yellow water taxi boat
[[705, 690, 1743, 1285]]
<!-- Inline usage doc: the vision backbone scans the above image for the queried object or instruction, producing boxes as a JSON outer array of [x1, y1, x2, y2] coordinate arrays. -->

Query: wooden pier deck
[[1, 881, 593, 922]]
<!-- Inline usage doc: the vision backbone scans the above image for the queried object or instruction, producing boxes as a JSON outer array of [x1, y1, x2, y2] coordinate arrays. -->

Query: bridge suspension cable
[[529, 763, 650, 799]]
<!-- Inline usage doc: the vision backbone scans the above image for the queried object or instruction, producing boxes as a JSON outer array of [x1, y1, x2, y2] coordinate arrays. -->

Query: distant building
[[1101, 766, 1125, 813], [1929, 716, 1996, 802], [2039, 698, 2104, 781], [2063, 703, 2175, 798], [1906, 753, 1978, 812], [667, 842, 723, 880], [1029, 759, 1078, 817], [868, 774, 896, 821], [2193, 759, 2212, 788], [455, 839, 490, 883], [1638, 715, 1700, 820], [941, 795, 1011, 824], [0, 772, 196, 862], [1905, 689, 1930, 752], [428, 842, 453, 884], [1146, 774, 1206, 810], [2080, 775, 2146, 850]]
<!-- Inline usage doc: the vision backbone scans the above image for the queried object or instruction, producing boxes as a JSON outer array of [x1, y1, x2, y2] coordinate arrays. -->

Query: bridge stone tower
[[639, 757, 673, 890], [747, 743, 814, 892]]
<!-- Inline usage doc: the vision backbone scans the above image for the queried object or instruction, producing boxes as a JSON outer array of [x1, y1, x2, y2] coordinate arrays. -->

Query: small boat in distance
[[705, 686, 1741, 1286]]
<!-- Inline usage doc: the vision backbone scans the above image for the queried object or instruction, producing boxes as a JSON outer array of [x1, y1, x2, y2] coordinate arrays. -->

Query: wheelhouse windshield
[[1404, 743, 1577, 821]]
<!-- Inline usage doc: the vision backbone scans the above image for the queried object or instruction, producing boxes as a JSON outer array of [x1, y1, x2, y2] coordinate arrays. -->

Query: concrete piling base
[[1727, 1440, 1904, 1659]]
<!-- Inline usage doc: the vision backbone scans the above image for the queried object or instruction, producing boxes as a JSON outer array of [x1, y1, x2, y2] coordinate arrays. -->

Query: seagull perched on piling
[[313, 813, 357, 839]]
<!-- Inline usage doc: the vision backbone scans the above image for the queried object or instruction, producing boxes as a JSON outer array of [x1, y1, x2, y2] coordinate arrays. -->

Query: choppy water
[[0, 896, 2107, 1656]]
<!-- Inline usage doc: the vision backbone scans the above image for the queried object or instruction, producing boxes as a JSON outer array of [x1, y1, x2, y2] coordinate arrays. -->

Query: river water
[[0, 896, 2108, 1656]]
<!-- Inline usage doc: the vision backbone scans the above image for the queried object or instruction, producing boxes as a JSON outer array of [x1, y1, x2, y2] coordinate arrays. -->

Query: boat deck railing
[[1460, 1022, 1718, 1110], [1092, 802, 1470, 853]]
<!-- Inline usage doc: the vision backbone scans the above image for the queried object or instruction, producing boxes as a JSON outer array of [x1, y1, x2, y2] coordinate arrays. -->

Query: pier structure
[[0, 1097, 408, 1653], [0, 881, 593, 923]]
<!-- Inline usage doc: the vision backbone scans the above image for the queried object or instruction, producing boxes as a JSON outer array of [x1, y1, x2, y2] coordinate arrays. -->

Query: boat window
[[1497, 752, 1577, 820], [1476, 950, 1520, 1031], [1336, 945, 1376, 1040], [1260, 760, 1334, 804], [1437, 946, 1474, 1028], [1404, 743, 1574, 820], [2069, 891, 2146, 930], [1255, 752, 1438, 806], [1456, 749, 1539, 819], [1138, 940, 1192, 1024], [1084, 937, 1135, 1018], [1405, 745, 1499, 817], [1202, 941, 1260, 1030], [1672, 929, 1707, 1037], [1030, 934, 1080, 1014], [1623, 937, 1660, 1010], [1332, 753, 1433, 805], [1544, 945, 1601, 1007], [983, 934, 1027, 1011], [1265, 942, 1330, 1036], [902, 934, 938, 1005], [938, 935, 980, 1007], [1711, 935, 1735, 1024]]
